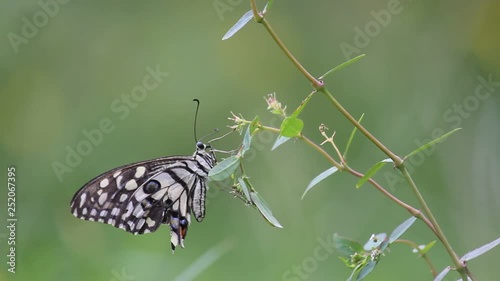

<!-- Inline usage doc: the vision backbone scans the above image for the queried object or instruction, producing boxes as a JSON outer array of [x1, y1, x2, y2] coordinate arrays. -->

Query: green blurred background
[[1, 0, 499, 280]]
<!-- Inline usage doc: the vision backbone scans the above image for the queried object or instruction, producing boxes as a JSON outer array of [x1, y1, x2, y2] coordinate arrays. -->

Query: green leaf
[[461, 237, 500, 261], [241, 125, 252, 155], [415, 241, 436, 256], [379, 239, 390, 252], [333, 233, 364, 257], [280, 117, 304, 137], [237, 176, 252, 203], [319, 54, 366, 80], [208, 156, 240, 181], [271, 135, 290, 151], [250, 192, 283, 228], [356, 158, 393, 188], [405, 128, 462, 160], [249, 115, 260, 135], [291, 91, 315, 118], [363, 233, 387, 250], [222, 10, 254, 40], [356, 260, 377, 281], [388, 216, 417, 243], [344, 113, 364, 159], [434, 266, 451, 281], [263, 0, 274, 14], [302, 167, 338, 199], [346, 263, 364, 281]]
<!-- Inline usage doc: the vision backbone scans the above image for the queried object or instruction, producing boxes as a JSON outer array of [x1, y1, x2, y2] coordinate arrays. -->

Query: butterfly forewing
[[70, 144, 216, 251]]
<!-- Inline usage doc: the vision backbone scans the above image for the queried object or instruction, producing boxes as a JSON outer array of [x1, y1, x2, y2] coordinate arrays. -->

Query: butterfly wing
[[70, 154, 211, 250]]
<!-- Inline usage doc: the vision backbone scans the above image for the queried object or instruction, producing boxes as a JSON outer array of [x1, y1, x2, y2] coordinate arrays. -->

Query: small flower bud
[[264, 93, 287, 117]]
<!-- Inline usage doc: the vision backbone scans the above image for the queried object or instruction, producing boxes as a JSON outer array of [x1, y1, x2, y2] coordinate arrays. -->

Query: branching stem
[[394, 239, 438, 277], [245, 1, 473, 280]]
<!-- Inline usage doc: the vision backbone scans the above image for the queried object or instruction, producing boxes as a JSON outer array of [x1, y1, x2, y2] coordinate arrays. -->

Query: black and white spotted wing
[[70, 142, 216, 251]]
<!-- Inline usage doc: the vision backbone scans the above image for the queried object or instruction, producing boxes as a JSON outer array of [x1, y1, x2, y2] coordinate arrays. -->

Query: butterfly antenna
[[193, 98, 200, 142], [200, 128, 220, 143], [209, 128, 235, 143]]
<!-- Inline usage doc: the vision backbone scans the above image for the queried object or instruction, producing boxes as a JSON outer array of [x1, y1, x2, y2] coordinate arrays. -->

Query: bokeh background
[[1, 0, 499, 280]]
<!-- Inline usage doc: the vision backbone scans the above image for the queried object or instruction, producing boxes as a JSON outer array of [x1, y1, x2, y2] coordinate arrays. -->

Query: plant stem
[[247, 2, 473, 279], [399, 167, 469, 280], [395, 239, 438, 277], [465, 267, 477, 281], [251, 7, 401, 164], [254, 123, 437, 236], [320, 88, 402, 165], [250, 0, 322, 89]]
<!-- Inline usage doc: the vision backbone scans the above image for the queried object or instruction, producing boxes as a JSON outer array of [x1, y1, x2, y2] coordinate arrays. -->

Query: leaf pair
[[208, 122, 282, 228], [434, 237, 500, 281], [336, 216, 418, 281]]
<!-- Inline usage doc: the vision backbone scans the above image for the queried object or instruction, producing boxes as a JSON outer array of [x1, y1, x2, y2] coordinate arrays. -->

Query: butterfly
[[70, 141, 217, 251]]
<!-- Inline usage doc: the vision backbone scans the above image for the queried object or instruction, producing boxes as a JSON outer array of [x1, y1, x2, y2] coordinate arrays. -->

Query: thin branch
[[394, 239, 438, 277], [320, 88, 402, 165], [399, 166, 468, 279], [244, 2, 473, 279], [253, 123, 436, 235]]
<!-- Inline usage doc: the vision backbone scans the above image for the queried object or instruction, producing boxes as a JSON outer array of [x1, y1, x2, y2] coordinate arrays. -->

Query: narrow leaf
[[302, 167, 338, 199], [333, 233, 364, 257], [280, 117, 304, 137], [405, 128, 462, 160], [389, 216, 417, 243], [418, 241, 436, 255], [263, 1, 273, 14], [208, 156, 240, 181], [271, 135, 290, 150], [344, 113, 364, 159], [319, 54, 366, 80], [356, 158, 393, 188], [379, 239, 390, 252], [249, 116, 260, 135], [461, 237, 500, 261], [222, 10, 254, 40], [237, 177, 252, 203], [434, 266, 451, 281], [250, 192, 283, 228], [356, 260, 377, 281], [291, 91, 315, 118], [347, 263, 363, 281], [241, 125, 252, 155]]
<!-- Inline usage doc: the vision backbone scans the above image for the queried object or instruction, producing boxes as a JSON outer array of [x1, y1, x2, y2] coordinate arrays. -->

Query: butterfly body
[[70, 142, 216, 251]]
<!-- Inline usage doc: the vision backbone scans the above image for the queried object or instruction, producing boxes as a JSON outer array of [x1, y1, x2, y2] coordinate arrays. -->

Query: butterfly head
[[196, 141, 209, 151], [195, 141, 217, 167]]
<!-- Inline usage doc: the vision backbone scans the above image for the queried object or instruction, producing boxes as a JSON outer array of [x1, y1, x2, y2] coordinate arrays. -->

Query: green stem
[[394, 239, 437, 277], [247, 2, 472, 279], [399, 167, 468, 280], [250, 0, 321, 89], [260, 18, 321, 88], [320, 88, 402, 165], [465, 267, 477, 281], [254, 123, 437, 236], [250, 5, 401, 163]]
